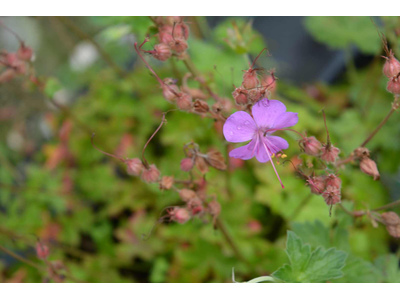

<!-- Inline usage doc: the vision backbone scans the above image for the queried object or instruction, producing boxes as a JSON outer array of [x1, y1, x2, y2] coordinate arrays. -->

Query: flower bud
[[169, 39, 188, 54], [242, 70, 259, 89], [17, 44, 33, 61], [387, 79, 400, 95], [36, 242, 50, 260], [325, 174, 341, 189], [180, 158, 194, 172], [141, 164, 160, 183], [383, 51, 400, 79], [307, 176, 326, 195], [193, 99, 209, 113], [152, 43, 171, 61], [126, 158, 144, 176], [321, 145, 340, 163], [381, 212, 400, 238], [205, 149, 227, 170], [179, 189, 198, 202], [322, 186, 341, 205], [300, 136, 322, 156], [176, 93, 192, 110], [162, 78, 179, 102], [359, 157, 380, 180], [232, 87, 248, 105], [171, 207, 191, 224], [160, 176, 174, 190]]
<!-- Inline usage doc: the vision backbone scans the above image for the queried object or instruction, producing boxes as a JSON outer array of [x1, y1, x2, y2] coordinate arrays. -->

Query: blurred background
[[0, 16, 400, 283]]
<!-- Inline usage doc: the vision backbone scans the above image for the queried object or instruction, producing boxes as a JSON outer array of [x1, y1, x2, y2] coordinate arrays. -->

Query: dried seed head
[[325, 174, 342, 189], [160, 176, 174, 190], [307, 176, 326, 195], [126, 158, 144, 176], [383, 51, 400, 79], [170, 207, 191, 224], [162, 78, 179, 102], [205, 149, 227, 170], [165, 16, 183, 25], [322, 185, 341, 205], [17, 44, 33, 61], [36, 242, 50, 260], [193, 99, 209, 114], [232, 87, 248, 105], [169, 38, 188, 54], [141, 164, 160, 183], [300, 136, 322, 156], [381, 212, 400, 238], [321, 145, 340, 163], [179, 189, 198, 202], [180, 158, 194, 172], [158, 31, 174, 45], [176, 93, 192, 111], [387, 78, 400, 95], [242, 69, 259, 89], [247, 87, 264, 104], [354, 147, 370, 159], [188, 198, 204, 215], [195, 155, 209, 174], [359, 157, 380, 180], [152, 43, 171, 61], [173, 22, 190, 40]]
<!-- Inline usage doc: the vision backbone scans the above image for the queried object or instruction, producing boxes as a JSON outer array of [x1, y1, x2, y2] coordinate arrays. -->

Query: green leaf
[[305, 17, 381, 55], [44, 77, 62, 98], [375, 255, 400, 283], [272, 231, 347, 283]]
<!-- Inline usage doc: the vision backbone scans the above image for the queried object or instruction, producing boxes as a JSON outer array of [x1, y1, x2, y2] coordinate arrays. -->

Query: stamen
[[261, 135, 284, 189]]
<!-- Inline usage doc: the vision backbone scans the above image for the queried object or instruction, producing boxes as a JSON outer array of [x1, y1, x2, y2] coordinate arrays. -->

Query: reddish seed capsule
[[359, 157, 380, 180], [170, 207, 191, 224], [160, 176, 174, 190], [322, 186, 341, 205], [141, 164, 160, 183], [321, 145, 340, 163], [169, 39, 188, 54], [173, 22, 190, 40], [162, 78, 179, 102], [176, 93, 192, 111], [242, 70, 259, 89], [180, 158, 194, 172], [232, 87, 248, 105], [188, 198, 204, 215], [179, 189, 198, 202], [300, 136, 322, 156], [126, 158, 144, 176], [36, 242, 50, 260], [158, 31, 174, 45], [325, 174, 341, 189], [307, 176, 326, 195], [152, 43, 171, 62], [383, 51, 400, 79], [193, 99, 209, 114], [17, 44, 33, 61], [387, 79, 400, 95]]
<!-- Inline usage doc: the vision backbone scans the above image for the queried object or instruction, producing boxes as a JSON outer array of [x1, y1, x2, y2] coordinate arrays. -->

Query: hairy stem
[[0, 245, 44, 270]]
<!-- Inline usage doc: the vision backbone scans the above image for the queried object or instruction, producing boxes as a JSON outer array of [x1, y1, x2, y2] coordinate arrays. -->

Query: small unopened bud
[[322, 186, 341, 205], [307, 176, 326, 195], [152, 43, 171, 61], [383, 51, 400, 79], [169, 39, 188, 54], [195, 156, 209, 174], [17, 44, 33, 61], [179, 189, 198, 202], [180, 158, 194, 172], [300, 136, 322, 156], [36, 242, 50, 260], [321, 145, 340, 163], [160, 176, 174, 190], [381, 212, 400, 238], [126, 158, 144, 176], [359, 157, 380, 180], [242, 70, 259, 89], [162, 78, 179, 102], [176, 93, 192, 110], [205, 149, 227, 170], [387, 79, 400, 95], [141, 164, 160, 183], [232, 87, 248, 105], [170, 207, 191, 224], [325, 174, 341, 189], [193, 99, 209, 113]]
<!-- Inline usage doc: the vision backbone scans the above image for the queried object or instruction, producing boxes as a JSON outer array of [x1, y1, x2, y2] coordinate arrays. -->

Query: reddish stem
[[250, 48, 270, 69], [91, 133, 126, 163]]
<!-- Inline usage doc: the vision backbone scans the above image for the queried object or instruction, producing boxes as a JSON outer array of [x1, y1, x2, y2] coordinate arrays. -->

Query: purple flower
[[223, 99, 298, 188]]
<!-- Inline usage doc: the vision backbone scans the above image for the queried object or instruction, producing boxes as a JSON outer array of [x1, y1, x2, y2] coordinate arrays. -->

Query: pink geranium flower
[[223, 99, 298, 188]]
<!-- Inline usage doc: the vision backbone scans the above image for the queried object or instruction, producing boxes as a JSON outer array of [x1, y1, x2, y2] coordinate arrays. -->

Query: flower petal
[[272, 112, 298, 129], [223, 111, 257, 143], [229, 138, 258, 160], [252, 99, 287, 129], [255, 135, 289, 163]]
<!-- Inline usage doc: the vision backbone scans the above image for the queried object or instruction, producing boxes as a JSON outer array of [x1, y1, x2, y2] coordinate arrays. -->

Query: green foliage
[[272, 231, 347, 283]]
